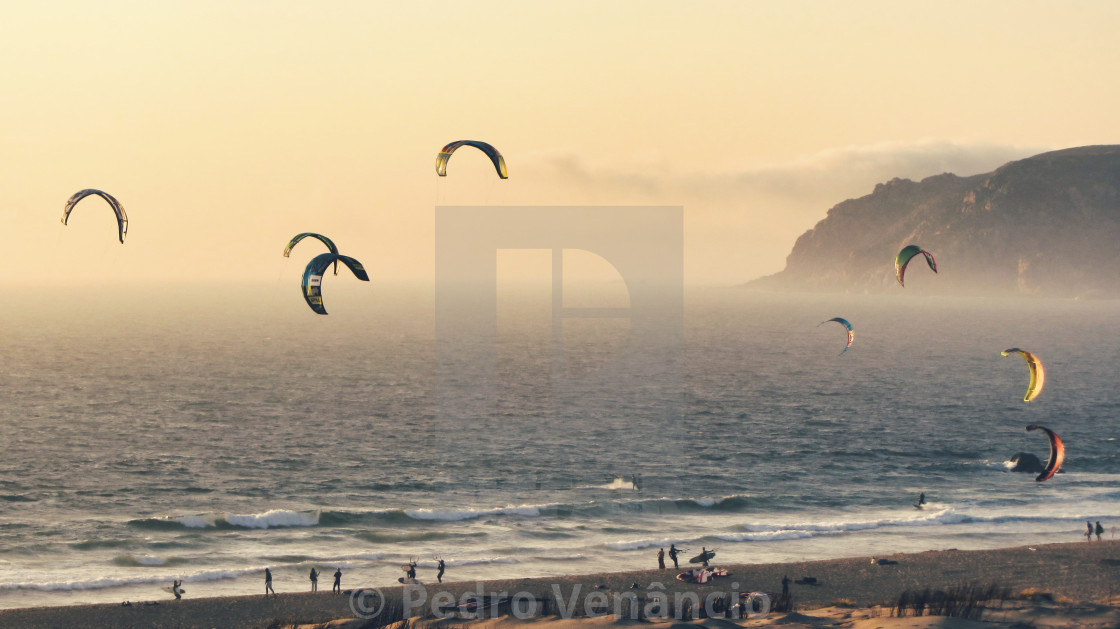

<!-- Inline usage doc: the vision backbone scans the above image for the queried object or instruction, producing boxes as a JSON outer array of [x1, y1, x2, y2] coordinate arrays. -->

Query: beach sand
[[2, 541, 1118, 629]]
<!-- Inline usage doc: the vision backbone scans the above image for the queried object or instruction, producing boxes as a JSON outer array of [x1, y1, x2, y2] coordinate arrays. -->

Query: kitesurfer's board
[[398, 577, 422, 584], [914, 504, 924, 509], [689, 550, 716, 563]]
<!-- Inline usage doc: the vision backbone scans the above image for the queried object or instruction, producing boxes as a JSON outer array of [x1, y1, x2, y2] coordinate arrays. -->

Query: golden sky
[[2, 0, 1118, 287]]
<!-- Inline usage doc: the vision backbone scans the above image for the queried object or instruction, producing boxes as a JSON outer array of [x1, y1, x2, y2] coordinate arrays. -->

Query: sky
[[2, 1, 1119, 288]]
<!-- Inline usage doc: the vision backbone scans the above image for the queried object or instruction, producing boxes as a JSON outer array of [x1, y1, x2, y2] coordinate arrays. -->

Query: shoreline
[[2, 540, 1118, 628]]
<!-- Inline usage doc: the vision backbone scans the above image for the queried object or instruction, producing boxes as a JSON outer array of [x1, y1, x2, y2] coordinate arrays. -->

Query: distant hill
[[749, 145, 1120, 297]]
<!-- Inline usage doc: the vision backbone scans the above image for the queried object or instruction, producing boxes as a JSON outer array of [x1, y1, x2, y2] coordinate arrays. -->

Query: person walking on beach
[[657, 547, 665, 570], [265, 568, 275, 596], [1096, 521, 1105, 541], [172, 579, 182, 601], [333, 568, 342, 593], [700, 546, 710, 567], [310, 567, 319, 591], [436, 559, 445, 583], [1087, 521, 1094, 541], [668, 544, 680, 569]]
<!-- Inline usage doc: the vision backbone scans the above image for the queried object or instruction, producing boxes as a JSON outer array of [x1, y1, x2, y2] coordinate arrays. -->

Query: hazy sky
[[2, 1, 1118, 287]]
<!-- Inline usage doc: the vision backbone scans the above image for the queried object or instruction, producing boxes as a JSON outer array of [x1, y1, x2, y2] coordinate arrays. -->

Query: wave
[[112, 554, 182, 567], [0, 494, 36, 503], [411, 556, 518, 569], [124, 493, 756, 533], [405, 503, 565, 521], [129, 510, 320, 531], [353, 531, 485, 544], [0, 565, 266, 593]]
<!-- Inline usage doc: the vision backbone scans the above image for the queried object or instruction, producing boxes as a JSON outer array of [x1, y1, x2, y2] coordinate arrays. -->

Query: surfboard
[[689, 550, 716, 563], [161, 586, 185, 594]]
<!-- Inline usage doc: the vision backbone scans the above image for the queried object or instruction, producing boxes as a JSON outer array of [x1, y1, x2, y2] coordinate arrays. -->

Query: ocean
[[1, 285, 1118, 609]]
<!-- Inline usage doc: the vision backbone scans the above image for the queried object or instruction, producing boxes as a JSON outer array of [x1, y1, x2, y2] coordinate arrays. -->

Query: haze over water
[[1, 286, 1117, 609]]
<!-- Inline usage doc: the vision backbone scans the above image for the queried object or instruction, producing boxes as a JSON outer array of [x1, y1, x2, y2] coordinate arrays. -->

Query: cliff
[[750, 145, 1120, 297]]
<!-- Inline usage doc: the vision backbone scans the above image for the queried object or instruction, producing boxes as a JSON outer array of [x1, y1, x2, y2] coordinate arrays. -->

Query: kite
[[1025, 424, 1065, 482], [61, 189, 128, 244], [284, 233, 340, 275], [895, 245, 937, 287], [301, 252, 369, 315], [1001, 348, 1045, 402], [435, 140, 508, 179], [819, 317, 854, 355]]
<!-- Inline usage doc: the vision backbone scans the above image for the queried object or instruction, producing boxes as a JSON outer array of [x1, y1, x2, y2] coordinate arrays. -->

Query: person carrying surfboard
[[172, 579, 182, 601]]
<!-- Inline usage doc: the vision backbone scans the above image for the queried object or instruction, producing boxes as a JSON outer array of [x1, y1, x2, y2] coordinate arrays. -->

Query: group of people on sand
[[656, 543, 690, 569], [1086, 521, 1107, 541], [257, 558, 447, 597], [261, 566, 343, 597], [402, 558, 447, 584]]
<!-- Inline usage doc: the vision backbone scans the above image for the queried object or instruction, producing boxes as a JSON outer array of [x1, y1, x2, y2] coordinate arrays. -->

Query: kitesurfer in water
[[632, 474, 641, 491], [668, 544, 680, 569], [918, 492, 926, 508]]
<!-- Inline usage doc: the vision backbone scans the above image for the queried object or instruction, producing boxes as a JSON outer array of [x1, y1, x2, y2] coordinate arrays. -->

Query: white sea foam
[[224, 510, 319, 529], [176, 515, 215, 529], [405, 503, 560, 521], [0, 565, 266, 592]]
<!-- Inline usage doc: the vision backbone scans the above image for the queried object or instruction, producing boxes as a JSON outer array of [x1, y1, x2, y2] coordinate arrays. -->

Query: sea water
[[0, 285, 1117, 609]]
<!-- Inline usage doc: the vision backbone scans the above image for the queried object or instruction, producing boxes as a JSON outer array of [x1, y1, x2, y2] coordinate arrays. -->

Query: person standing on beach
[[406, 561, 417, 581], [333, 568, 342, 593], [1087, 521, 1093, 541], [437, 559, 445, 583], [668, 544, 680, 569], [172, 579, 182, 601], [310, 567, 319, 591], [1096, 521, 1104, 541], [657, 548, 665, 569], [700, 546, 710, 567], [265, 568, 275, 596]]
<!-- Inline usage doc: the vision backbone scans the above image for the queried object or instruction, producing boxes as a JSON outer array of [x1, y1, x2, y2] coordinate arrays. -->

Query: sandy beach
[[2, 541, 1117, 629]]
